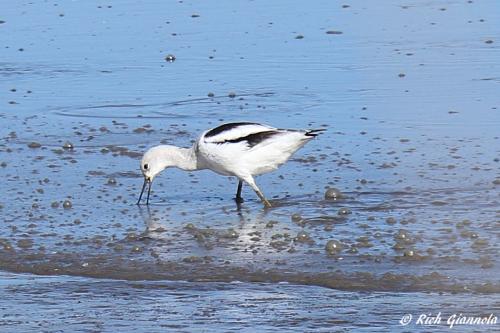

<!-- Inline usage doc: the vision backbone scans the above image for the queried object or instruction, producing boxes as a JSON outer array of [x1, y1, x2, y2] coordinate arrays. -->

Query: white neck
[[154, 145, 199, 172]]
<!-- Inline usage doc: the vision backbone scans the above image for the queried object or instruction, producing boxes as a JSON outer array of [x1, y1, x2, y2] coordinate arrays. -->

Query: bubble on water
[[51, 201, 60, 208], [295, 230, 312, 243], [184, 223, 196, 230], [223, 228, 239, 239], [325, 188, 342, 200], [0, 239, 14, 251], [62, 141, 74, 150], [404, 250, 415, 257], [347, 245, 358, 254], [126, 232, 139, 241], [165, 54, 176, 62], [291, 213, 303, 223], [325, 239, 343, 255], [62, 200, 72, 209], [337, 207, 351, 215], [394, 229, 411, 242], [131, 246, 143, 253], [106, 177, 117, 186]]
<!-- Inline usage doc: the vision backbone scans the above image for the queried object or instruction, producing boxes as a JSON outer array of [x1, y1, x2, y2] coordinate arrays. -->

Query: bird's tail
[[305, 128, 326, 137]]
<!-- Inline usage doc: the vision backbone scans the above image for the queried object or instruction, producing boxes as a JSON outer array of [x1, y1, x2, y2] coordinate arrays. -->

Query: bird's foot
[[262, 199, 272, 208], [234, 196, 244, 204]]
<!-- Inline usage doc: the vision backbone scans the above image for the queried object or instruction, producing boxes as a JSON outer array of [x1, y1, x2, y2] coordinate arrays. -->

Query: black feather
[[304, 129, 326, 137], [204, 122, 259, 138], [222, 130, 279, 147]]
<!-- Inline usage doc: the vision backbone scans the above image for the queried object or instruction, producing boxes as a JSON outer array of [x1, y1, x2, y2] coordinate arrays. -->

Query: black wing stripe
[[305, 129, 326, 137], [204, 122, 260, 138], [221, 130, 280, 147]]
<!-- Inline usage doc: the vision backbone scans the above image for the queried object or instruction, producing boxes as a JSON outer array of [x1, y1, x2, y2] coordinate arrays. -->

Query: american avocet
[[137, 122, 324, 207]]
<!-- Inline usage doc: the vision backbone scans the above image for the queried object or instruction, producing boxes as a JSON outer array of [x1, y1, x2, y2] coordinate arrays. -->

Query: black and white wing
[[202, 122, 282, 148]]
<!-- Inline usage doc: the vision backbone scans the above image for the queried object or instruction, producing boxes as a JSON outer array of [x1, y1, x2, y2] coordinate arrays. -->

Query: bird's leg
[[235, 180, 244, 203], [243, 176, 272, 208]]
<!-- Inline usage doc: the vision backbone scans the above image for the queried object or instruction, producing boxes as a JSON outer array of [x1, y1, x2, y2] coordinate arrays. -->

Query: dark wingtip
[[305, 128, 326, 137]]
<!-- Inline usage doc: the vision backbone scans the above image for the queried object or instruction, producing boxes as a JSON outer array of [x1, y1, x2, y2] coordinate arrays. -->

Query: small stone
[[485, 40, 494, 44], [326, 30, 343, 35], [27, 142, 42, 148], [386, 217, 397, 225], [17, 239, 34, 249], [265, 220, 278, 228], [295, 35, 304, 39], [207, 92, 214, 97], [51, 201, 60, 208], [398, 73, 406, 78], [228, 92, 236, 98]]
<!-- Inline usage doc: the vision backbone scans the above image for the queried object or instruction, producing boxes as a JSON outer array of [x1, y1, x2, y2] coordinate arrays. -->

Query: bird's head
[[137, 145, 187, 205], [140, 147, 164, 182]]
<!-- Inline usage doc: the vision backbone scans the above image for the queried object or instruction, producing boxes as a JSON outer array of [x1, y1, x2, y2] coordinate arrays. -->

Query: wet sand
[[1, 0, 499, 331]]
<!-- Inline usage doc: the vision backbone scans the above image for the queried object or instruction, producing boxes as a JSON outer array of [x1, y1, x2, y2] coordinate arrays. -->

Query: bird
[[137, 122, 325, 207]]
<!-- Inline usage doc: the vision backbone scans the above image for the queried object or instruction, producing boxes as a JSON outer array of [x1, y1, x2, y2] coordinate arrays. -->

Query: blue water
[[1, 0, 499, 331]]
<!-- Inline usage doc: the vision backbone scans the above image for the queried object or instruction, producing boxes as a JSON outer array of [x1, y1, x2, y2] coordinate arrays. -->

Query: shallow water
[[1, 0, 499, 331]]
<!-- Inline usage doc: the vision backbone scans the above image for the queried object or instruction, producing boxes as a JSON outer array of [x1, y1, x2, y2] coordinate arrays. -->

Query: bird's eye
[[143, 163, 149, 170]]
